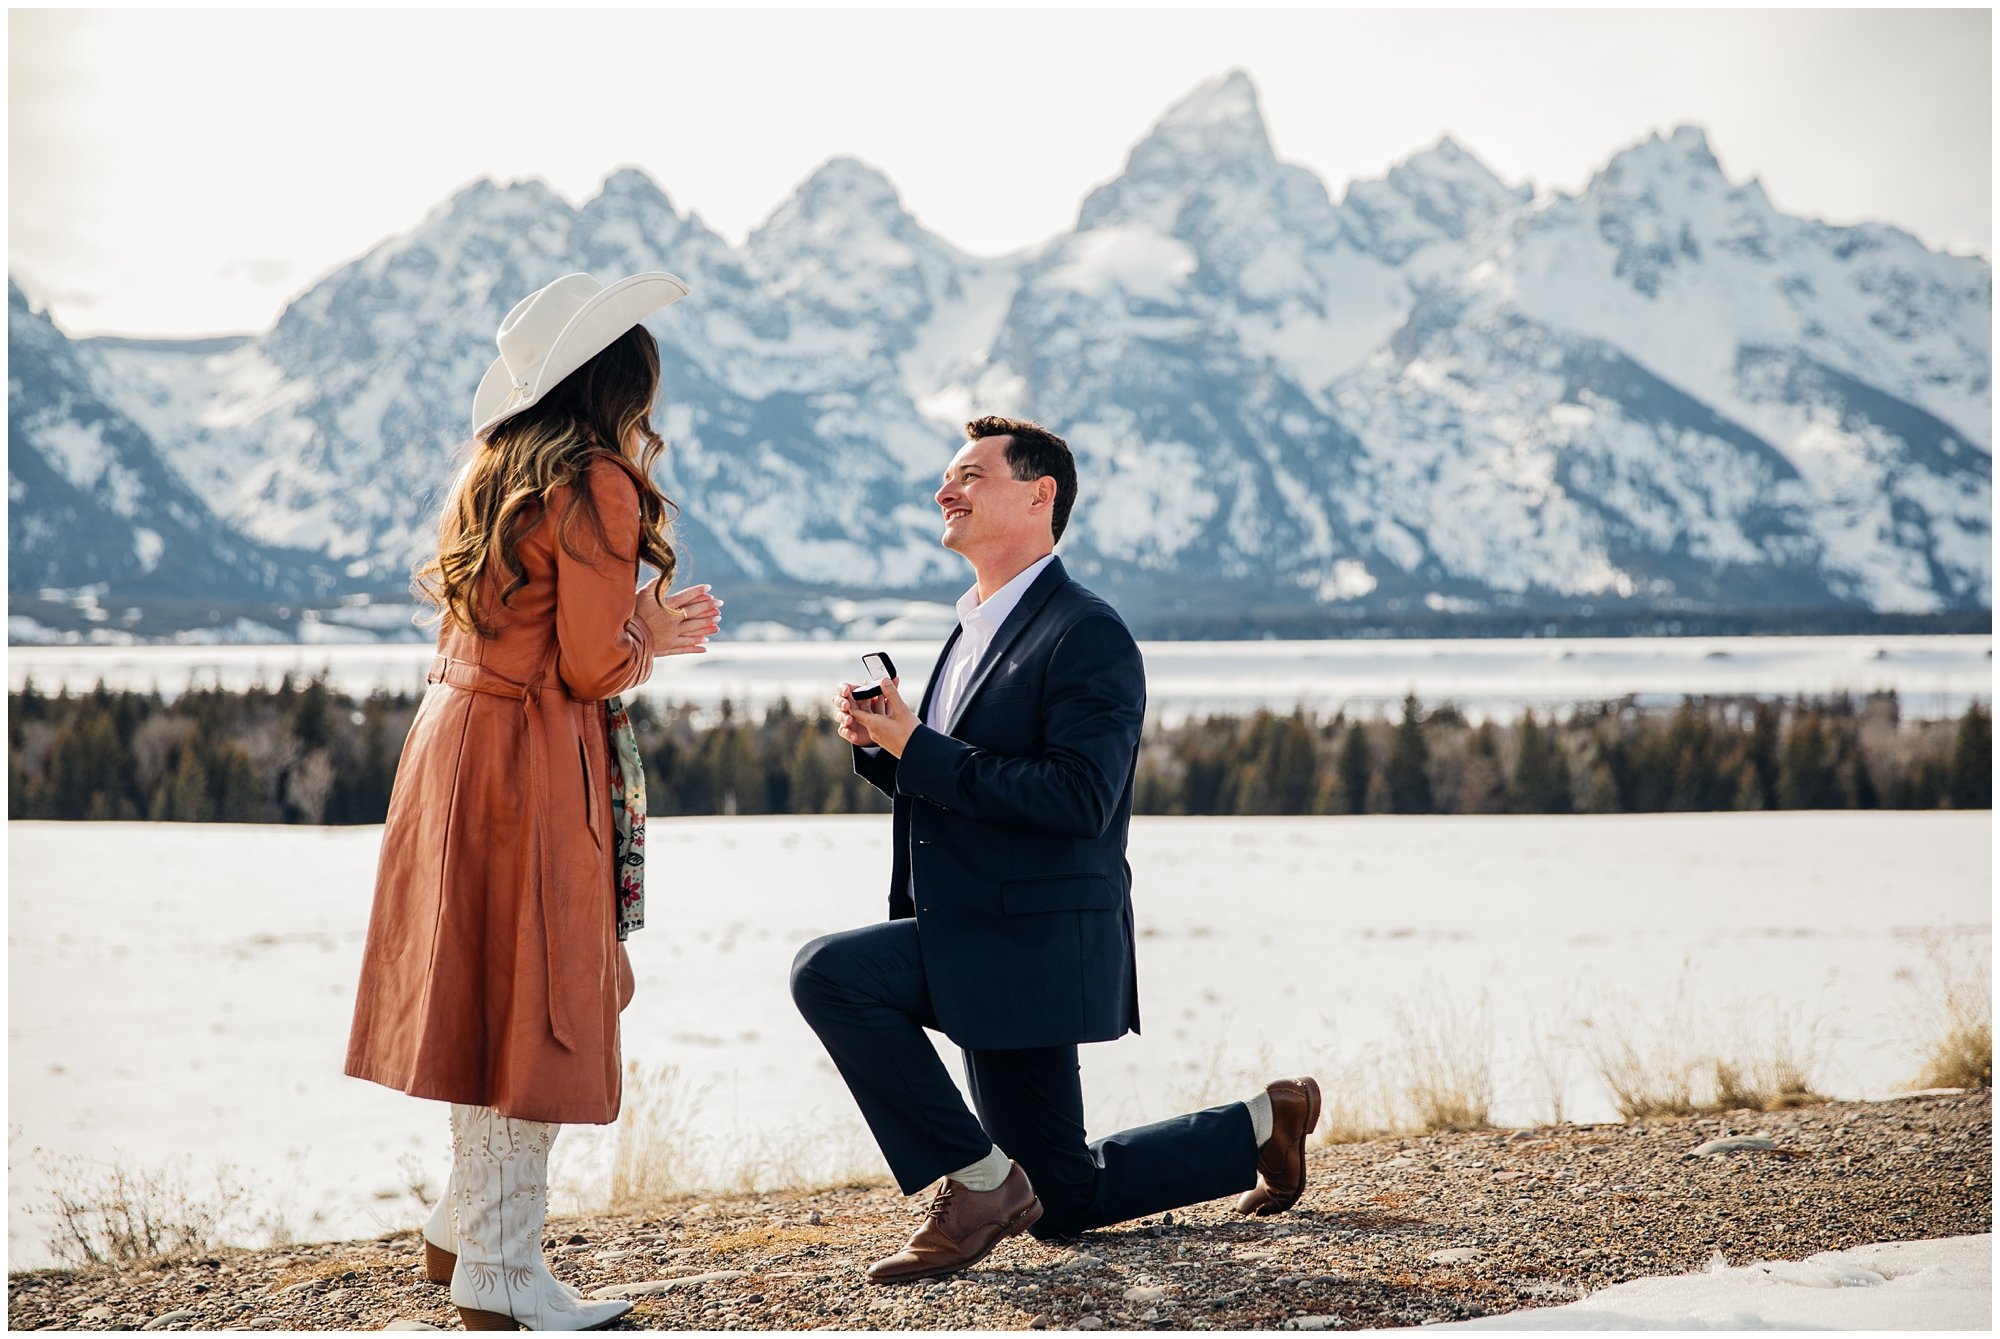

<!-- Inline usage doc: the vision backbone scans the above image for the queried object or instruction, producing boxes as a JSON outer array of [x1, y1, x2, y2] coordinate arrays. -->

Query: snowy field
[[7, 633, 1992, 721], [8, 812, 1988, 1273]]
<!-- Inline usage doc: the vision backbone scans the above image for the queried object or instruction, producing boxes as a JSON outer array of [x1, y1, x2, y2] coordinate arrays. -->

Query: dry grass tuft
[[1312, 983, 1495, 1142], [1919, 1023, 1993, 1091], [599, 1061, 885, 1217], [1908, 931, 1993, 1091], [28, 1152, 250, 1269], [1579, 966, 1828, 1118], [608, 1061, 709, 1212], [1316, 1054, 1403, 1145], [702, 1223, 843, 1254], [267, 1253, 407, 1292], [1392, 987, 1494, 1133]]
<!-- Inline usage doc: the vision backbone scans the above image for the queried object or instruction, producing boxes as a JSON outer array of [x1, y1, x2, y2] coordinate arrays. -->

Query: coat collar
[[938, 554, 1070, 735]]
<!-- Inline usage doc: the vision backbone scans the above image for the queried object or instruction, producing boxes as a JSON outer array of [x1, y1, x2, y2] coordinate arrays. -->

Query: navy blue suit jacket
[[853, 555, 1144, 1051]]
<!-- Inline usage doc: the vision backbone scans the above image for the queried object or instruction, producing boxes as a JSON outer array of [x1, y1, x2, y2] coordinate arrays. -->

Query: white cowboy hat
[[471, 270, 689, 439]]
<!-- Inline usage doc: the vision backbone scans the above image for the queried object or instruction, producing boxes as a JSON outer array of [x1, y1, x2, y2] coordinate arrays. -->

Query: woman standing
[[346, 271, 721, 1331]]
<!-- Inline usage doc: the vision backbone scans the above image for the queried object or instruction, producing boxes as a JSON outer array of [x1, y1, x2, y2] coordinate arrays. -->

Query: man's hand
[[833, 677, 919, 756]]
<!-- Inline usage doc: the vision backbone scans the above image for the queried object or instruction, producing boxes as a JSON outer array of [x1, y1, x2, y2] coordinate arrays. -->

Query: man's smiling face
[[935, 434, 1051, 557]]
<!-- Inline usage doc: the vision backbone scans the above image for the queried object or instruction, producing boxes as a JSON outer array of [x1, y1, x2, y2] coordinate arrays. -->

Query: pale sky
[[9, 7, 1991, 339]]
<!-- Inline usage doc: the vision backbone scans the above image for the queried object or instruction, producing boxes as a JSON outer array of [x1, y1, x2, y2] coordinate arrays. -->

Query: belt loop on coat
[[426, 642, 578, 1053]]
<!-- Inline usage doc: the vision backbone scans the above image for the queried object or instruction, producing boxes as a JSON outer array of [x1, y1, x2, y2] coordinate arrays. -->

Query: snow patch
[[1042, 228, 1197, 303], [1426, 1235, 1991, 1331]]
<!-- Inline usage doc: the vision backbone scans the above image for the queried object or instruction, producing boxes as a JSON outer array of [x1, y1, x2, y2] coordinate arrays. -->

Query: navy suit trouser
[[790, 919, 1260, 1240]]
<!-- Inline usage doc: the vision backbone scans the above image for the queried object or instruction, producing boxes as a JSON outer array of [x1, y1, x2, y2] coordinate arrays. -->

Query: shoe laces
[[923, 1182, 956, 1221]]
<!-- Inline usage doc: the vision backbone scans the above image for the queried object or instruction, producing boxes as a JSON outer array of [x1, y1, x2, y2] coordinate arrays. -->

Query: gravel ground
[[7, 1091, 1989, 1332]]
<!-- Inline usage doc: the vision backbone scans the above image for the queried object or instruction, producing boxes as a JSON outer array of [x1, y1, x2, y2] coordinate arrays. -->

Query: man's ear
[[1033, 476, 1055, 509]]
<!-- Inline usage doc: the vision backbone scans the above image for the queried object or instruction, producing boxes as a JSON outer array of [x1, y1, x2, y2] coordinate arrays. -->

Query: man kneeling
[[792, 416, 1320, 1282]]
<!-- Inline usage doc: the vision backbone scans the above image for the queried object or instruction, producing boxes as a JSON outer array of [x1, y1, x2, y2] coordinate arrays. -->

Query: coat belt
[[426, 650, 580, 1053]]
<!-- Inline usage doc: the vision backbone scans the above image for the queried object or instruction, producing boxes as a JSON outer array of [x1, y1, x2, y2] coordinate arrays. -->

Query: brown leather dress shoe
[[1235, 1076, 1322, 1216], [866, 1162, 1044, 1284]]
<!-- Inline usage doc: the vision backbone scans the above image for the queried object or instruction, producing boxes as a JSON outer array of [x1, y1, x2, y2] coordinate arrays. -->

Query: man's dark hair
[[965, 415, 1078, 544]]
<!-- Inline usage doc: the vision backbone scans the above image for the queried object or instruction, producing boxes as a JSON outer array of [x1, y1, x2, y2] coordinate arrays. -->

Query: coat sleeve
[[892, 614, 1143, 838], [853, 742, 898, 797], [553, 461, 657, 701]]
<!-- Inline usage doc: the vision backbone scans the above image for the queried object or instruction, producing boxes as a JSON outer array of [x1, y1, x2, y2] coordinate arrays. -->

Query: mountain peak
[[1663, 123, 1718, 164], [589, 165, 677, 214], [790, 156, 905, 216], [442, 174, 557, 207], [1077, 69, 1284, 234], [1155, 68, 1263, 134], [1136, 68, 1274, 164], [1337, 134, 1530, 263], [431, 175, 573, 231], [1389, 133, 1514, 190], [1590, 123, 1726, 195]]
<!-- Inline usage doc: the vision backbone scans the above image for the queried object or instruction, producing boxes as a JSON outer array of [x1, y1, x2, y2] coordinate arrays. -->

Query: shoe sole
[[424, 1240, 454, 1285], [456, 1300, 634, 1331], [1246, 1076, 1323, 1216], [866, 1196, 1046, 1284]]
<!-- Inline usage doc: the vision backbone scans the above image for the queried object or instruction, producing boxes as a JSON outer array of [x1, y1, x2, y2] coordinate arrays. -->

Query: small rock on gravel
[[1427, 1247, 1480, 1264], [1075, 1316, 1106, 1331], [1283, 1319, 1342, 1331], [1691, 1136, 1777, 1156], [141, 1312, 200, 1330], [1057, 1253, 1103, 1271], [383, 1324, 441, 1332], [1123, 1285, 1166, 1304]]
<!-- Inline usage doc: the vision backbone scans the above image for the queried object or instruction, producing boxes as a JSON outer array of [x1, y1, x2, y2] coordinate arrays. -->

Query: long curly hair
[[414, 323, 679, 639]]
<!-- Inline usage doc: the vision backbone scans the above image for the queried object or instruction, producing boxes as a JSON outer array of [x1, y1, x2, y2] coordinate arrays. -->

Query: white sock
[[946, 1144, 1011, 1192], [1245, 1091, 1274, 1146]]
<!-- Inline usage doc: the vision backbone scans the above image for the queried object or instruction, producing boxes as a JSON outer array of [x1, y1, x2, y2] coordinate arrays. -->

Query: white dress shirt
[[925, 552, 1057, 732], [881, 552, 1054, 909]]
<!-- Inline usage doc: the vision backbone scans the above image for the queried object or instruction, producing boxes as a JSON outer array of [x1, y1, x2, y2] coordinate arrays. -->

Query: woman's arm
[[553, 461, 656, 700]]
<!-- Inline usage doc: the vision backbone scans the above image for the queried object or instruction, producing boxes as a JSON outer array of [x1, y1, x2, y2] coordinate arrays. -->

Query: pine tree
[[1336, 721, 1371, 816], [152, 747, 214, 822], [1386, 694, 1433, 814], [46, 704, 128, 820], [1582, 760, 1622, 813], [1948, 703, 1992, 810], [1230, 710, 1317, 814], [1777, 711, 1837, 809], [785, 728, 838, 815], [1731, 756, 1767, 810], [1510, 710, 1573, 813], [1457, 720, 1505, 814], [214, 743, 266, 822], [290, 673, 334, 751]]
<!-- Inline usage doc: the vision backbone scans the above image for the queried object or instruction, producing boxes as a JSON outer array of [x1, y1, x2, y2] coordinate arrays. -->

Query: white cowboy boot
[[426, 1142, 587, 1298], [448, 1103, 633, 1332], [422, 1169, 457, 1283]]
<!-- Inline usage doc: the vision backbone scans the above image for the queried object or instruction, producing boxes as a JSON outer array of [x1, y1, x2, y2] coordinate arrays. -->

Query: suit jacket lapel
[[944, 556, 1069, 736], [917, 624, 962, 725]]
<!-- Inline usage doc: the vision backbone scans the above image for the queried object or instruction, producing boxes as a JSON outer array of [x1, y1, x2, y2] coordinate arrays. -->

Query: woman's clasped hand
[[636, 579, 722, 654]]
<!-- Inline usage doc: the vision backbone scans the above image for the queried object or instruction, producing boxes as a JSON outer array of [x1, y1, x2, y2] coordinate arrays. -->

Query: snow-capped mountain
[[1334, 124, 1991, 610], [9, 69, 1990, 642], [8, 280, 341, 615]]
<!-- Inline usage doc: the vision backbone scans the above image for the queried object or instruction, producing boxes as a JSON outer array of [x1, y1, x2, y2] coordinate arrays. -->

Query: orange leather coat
[[346, 454, 656, 1125]]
